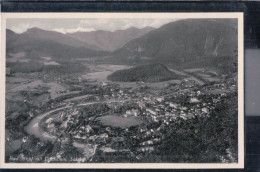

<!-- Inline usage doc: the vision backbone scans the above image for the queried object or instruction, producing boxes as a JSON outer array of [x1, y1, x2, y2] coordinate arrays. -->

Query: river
[[24, 98, 136, 159], [24, 106, 72, 143]]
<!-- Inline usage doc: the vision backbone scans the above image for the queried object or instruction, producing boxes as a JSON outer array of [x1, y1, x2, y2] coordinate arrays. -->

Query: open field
[[81, 64, 184, 89], [41, 56, 60, 65], [182, 68, 222, 84], [7, 80, 44, 93], [205, 89, 230, 95], [97, 115, 146, 128], [64, 94, 93, 102], [81, 64, 131, 82], [6, 77, 79, 100], [6, 52, 27, 63]]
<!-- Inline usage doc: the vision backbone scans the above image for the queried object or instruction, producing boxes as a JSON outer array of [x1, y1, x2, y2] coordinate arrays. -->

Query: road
[[76, 98, 136, 106]]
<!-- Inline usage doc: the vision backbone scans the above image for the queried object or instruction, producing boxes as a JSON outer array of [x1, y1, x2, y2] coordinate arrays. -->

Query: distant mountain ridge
[[21, 27, 102, 51], [6, 28, 107, 60], [6, 26, 155, 60], [67, 26, 154, 52]]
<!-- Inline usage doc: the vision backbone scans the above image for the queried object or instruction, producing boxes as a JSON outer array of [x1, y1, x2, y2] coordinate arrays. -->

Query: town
[[5, 66, 238, 163]]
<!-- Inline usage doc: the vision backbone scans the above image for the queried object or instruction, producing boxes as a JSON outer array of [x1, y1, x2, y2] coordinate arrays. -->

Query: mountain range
[[6, 29, 106, 60], [67, 26, 154, 52], [6, 19, 238, 73], [6, 26, 154, 60], [112, 19, 238, 70]]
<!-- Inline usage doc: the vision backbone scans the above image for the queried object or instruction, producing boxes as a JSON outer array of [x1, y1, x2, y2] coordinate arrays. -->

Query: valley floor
[[5, 63, 238, 163]]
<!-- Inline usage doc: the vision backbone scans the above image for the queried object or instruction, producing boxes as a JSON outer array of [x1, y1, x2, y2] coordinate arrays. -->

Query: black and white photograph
[[0, 13, 244, 169]]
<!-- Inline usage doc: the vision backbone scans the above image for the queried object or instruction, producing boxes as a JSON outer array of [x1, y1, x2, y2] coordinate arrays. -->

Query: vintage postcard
[[0, 13, 244, 169]]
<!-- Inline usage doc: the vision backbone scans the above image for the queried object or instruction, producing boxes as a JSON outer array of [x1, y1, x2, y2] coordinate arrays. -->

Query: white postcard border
[[0, 12, 244, 169]]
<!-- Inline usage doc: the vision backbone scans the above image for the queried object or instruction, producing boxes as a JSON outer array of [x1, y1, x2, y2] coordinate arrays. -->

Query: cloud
[[8, 23, 34, 33], [78, 18, 179, 32], [53, 27, 96, 34]]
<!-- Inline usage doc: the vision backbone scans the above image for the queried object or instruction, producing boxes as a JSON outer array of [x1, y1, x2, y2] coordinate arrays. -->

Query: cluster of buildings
[[29, 75, 237, 162]]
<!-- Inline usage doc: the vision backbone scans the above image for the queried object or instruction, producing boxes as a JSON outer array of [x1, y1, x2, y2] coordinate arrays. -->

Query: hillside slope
[[107, 63, 183, 82], [112, 19, 238, 70]]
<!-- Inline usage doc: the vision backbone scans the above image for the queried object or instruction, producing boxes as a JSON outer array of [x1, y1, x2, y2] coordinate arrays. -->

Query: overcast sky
[[7, 18, 181, 34]]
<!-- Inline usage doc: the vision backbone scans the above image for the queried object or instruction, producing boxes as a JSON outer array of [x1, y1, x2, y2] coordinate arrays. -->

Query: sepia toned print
[[0, 13, 244, 169]]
